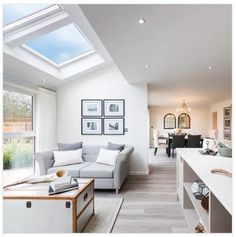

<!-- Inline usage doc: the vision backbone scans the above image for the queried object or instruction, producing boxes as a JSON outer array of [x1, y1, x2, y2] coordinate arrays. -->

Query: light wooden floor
[[95, 148, 189, 233]]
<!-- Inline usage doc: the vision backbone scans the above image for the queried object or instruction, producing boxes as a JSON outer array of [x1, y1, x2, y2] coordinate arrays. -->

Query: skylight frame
[[22, 44, 95, 68], [23, 23, 94, 67], [3, 4, 107, 82], [3, 4, 61, 30]]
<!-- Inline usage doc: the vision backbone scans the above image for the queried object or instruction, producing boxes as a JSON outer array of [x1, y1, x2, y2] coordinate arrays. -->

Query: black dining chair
[[187, 135, 201, 148], [171, 135, 185, 157]]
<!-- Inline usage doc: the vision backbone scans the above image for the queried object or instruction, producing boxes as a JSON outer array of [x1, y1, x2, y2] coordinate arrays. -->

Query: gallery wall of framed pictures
[[81, 99, 125, 135], [223, 106, 231, 140]]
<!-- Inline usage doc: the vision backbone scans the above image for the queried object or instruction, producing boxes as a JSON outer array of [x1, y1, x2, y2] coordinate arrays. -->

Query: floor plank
[[95, 148, 189, 233]]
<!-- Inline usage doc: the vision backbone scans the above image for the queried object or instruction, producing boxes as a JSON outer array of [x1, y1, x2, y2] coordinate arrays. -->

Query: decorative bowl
[[218, 147, 232, 158]]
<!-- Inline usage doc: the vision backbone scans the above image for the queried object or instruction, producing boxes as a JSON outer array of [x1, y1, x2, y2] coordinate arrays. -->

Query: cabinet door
[[176, 153, 184, 206], [3, 199, 73, 233]]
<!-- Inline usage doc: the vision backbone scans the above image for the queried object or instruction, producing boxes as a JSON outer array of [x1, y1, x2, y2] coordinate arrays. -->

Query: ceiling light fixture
[[145, 64, 150, 69], [42, 79, 47, 83], [177, 99, 190, 114], [138, 18, 146, 24], [207, 66, 213, 70]]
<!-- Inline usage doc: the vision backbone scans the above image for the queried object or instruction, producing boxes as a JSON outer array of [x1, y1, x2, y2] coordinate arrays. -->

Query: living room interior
[[2, 2, 234, 235]]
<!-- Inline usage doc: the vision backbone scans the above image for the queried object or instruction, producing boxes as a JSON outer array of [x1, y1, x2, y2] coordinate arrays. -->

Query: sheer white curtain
[[36, 87, 57, 152]]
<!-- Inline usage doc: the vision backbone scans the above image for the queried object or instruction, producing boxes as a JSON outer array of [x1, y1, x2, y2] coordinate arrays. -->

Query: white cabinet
[[3, 179, 94, 233], [176, 148, 232, 233], [3, 199, 73, 233]]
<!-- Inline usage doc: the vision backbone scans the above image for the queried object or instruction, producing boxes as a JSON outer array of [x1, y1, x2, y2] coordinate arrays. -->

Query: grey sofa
[[35, 145, 134, 193]]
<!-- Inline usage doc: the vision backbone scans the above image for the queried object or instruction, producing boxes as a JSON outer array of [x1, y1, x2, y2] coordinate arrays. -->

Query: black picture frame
[[103, 118, 125, 135], [224, 129, 231, 140], [81, 118, 102, 135], [81, 99, 103, 117], [104, 99, 125, 117], [163, 113, 176, 129], [178, 113, 191, 129], [224, 107, 231, 117], [224, 118, 231, 128], [223, 106, 231, 140]]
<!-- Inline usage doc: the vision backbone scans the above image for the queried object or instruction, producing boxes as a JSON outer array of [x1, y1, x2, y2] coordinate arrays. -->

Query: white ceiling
[[80, 4, 232, 106]]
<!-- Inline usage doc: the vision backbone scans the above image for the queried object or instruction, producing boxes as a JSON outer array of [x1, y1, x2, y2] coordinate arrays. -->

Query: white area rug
[[83, 197, 123, 233]]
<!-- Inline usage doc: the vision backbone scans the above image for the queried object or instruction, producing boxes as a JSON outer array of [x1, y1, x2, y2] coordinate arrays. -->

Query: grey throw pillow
[[58, 142, 83, 151], [107, 142, 125, 152]]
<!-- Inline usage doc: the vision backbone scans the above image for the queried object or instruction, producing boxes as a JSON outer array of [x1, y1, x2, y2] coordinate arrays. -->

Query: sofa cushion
[[47, 162, 91, 177], [53, 149, 83, 167], [96, 148, 119, 166], [82, 145, 106, 162], [107, 142, 125, 151], [80, 163, 115, 178], [58, 141, 83, 151]]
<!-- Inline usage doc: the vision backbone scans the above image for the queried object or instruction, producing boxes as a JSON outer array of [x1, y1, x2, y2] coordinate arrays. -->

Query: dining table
[[158, 136, 204, 157]]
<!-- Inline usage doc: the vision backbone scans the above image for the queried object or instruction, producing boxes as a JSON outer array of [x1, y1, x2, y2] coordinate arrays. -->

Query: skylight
[[25, 23, 93, 65], [3, 4, 53, 26]]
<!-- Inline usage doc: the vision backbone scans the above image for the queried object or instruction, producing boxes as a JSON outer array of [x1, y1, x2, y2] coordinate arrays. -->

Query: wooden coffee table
[[3, 178, 94, 233]]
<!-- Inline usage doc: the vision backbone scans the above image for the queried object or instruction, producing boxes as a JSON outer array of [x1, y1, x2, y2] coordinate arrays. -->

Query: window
[[3, 4, 53, 26], [3, 89, 35, 186], [25, 23, 93, 65], [3, 90, 33, 132], [164, 113, 176, 129], [178, 113, 191, 129]]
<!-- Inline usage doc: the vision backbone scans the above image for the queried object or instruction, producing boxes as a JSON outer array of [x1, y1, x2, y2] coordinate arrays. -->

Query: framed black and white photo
[[81, 100, 102, 117], [104, 99, 125, 117], [224, 107, 231, 117], [224, 118, 231, 128], [223, 106, 231, 140], [103, 118, 124, 135], [81, 118, 102, 135], [224, 129, 231, 140]]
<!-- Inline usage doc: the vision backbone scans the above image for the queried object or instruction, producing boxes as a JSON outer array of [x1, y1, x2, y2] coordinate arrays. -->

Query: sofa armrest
[[34, 150, 55, 176], [114, 145, 134, 189]]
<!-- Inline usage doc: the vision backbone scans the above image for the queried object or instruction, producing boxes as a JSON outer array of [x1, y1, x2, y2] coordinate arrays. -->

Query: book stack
[[48, 176, 79, 195]]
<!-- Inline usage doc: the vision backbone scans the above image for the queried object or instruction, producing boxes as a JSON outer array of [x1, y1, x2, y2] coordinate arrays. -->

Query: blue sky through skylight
[[25, 24, 93, 65], [3, 4, 52, 26]]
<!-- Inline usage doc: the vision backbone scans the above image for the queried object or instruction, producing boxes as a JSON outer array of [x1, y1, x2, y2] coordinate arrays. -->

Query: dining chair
[[186, 135, 201, 148], [171, 135, 185, 157], [153, 129, 168, 156], [153, 129, 158, 156]]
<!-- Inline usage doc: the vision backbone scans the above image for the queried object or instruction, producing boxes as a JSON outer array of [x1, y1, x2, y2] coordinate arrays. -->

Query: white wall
[[56, 64, 149, 175], [210, 99, 232, 146], [149, 106, 210, 147]]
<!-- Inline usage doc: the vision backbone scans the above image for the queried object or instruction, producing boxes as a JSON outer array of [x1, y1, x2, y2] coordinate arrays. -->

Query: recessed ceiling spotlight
[[138, 18, 146, 24], [145, 64, 150, 69], [42, 79, 47, 83], [207, 66, 213, 70]]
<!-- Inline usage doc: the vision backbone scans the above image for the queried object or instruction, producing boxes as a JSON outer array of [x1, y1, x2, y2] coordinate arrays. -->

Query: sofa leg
[[116, 188, 119, 194]]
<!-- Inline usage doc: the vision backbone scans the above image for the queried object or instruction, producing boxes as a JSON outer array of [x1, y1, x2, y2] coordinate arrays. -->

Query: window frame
[[3, 85, 37, 178], [22, 44, 95, 68], [3, 85, 36, 139], [3, 4, 60, 32], [178, 113, 191, 129], [163, 113, 176, 129]]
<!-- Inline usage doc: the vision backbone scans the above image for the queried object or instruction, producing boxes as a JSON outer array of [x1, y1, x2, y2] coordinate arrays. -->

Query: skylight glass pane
[[3, 4, 52, 26], [25, 24, 93, 65]]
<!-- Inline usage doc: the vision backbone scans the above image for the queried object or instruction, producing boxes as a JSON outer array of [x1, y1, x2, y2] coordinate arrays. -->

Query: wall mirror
[[164, 113, 176, 129], [178, 113, 190, 129]]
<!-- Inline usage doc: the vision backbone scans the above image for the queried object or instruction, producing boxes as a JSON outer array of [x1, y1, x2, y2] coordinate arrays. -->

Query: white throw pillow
[[96, 148, 119, 166], [53, 148, 83, 167]]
